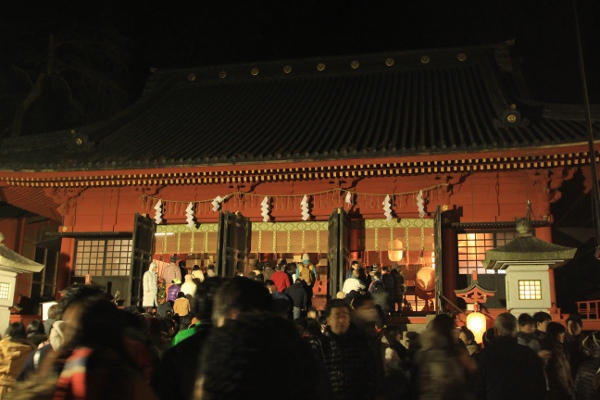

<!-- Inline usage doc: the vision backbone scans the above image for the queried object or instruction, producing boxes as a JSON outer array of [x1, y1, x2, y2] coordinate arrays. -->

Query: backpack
[[299, 265, 315, 285]]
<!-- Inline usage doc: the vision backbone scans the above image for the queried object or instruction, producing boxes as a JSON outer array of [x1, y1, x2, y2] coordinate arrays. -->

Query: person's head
[[383, 325, 402, 346], [302, 254, 310, 265], [427, 313, 458, 346], [294, 278, 301, 284], [546, 322, 566, 343], [172, 278, 182, 285], [212, 277, 274, 327], [533, 311, 552, 332], [170, 255, 178, 263], [149, 262, 157, 273], [459, 326, 475, 344], [56, 283, 109, 320], [351, 294, 377, 324], [194, 277, 223, 320], [193, 265, 200, 271], [47, 304, 59, 321], [264, 279, 276, 293], [382, 266, 390, 273], [325, 299, 351, 335], [350, 260, 360, 270], [494, 312, 518, 337], [26, 319, 45, 336], [61, 295, 128, 355], [177, 291, 186, 299], [5, 322, 27, 340], [518, 313, 536, 334], [208, 264, 215, 271], [566, 314, 583, 336], [196, 311, 319, 400]]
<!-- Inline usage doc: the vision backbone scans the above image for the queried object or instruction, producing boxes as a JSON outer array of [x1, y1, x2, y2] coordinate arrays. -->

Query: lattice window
[[457, 231, 518, 275], [74, 239, 132, 277], [0, 282, 9, 299], [519, 280, 542, 300]]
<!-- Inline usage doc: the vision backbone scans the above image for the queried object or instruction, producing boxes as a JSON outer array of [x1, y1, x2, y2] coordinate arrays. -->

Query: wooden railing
[[578, 300, 600, 319]]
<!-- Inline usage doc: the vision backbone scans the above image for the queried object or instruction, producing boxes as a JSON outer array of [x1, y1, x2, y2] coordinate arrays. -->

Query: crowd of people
[[0, 259, 598, 399]]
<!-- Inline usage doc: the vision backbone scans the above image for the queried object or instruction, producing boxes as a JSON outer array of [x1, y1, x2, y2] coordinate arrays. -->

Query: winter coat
[[391, 271, 406, 302], [142, 269, 158, 307], [180, 275, 197, 297], [151, 320, 213, 400], [271, 270, 291, 293], [546, 339, 576, 400], [414, 330, 473, 400], [342, 276, 365, 294], [574, 346, 600, 400], [474, 335, 546, 400], [263, 266, 275, 281], [191, 269, 205, 282], [285, 283, 307, 309], [371, 286, 390, 314], [167, 284, 181, 302], [173, 298, 191, 317], [313, 326, 378, 400], [162, 262, 181, 285], [564, 332, 585, 378], [0, 338, 35, 395]]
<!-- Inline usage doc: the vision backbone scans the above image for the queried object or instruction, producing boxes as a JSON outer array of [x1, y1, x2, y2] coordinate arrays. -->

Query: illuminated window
[[74, 239, 132, 277], [0, 282, 9, 299], [457, 231, 518, 275], [519, 280, 542, 300]]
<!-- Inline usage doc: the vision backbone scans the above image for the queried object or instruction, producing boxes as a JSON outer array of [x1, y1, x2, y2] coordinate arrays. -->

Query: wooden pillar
[[442, 227, 458, 307]]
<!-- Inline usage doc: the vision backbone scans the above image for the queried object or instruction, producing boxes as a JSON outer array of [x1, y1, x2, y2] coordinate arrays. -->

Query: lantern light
[[388, 239, 404, 262], [466, 310, 487, 344]]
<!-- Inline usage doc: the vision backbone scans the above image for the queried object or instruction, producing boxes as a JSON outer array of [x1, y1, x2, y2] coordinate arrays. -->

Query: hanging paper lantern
[[261, 196, 270, 222], [185, 202, 195, 228], [301, 195, 311, 221], [383, 195, 393, 221], [417, 190, 425, 218], [154, 200, 163, 224], [466, 310, 487, 344], [388, 238, 404, 261]]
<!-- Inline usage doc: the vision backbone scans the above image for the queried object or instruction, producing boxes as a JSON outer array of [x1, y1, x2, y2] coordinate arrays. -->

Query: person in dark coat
[[285, 278, 308, 320], [563, 314, 585, 379], [195, 311, 324, 400], [474, 312, 546, 400], [151, 277, 274, 400], [544, 322, 576, 400], [575, 331, 600, 400], [312, 299, 380, 400]]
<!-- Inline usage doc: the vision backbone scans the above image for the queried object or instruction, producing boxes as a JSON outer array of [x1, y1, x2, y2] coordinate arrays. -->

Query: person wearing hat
[[296, 254, 316, 287], [163, 254, 182, 288], [143, 262, 159, 313]]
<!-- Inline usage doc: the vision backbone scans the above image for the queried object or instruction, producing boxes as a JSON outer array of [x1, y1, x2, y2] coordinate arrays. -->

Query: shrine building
[[0, 40, 598, 319]]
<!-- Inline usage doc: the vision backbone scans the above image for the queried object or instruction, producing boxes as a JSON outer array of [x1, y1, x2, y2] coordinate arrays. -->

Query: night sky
[[1, 0, 599, 137]]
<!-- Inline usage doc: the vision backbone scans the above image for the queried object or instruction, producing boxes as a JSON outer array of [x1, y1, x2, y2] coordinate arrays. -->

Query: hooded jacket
[[0, 337, 36, 394]]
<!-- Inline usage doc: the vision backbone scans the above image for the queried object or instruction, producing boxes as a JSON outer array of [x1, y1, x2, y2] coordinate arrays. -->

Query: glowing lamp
[[388, 239, 404, 262], [466, 311, 487, 344]]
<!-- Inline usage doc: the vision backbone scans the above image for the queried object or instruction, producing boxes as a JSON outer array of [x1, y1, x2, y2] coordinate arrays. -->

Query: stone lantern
[[482, 220, 576, 317], [0, 233, 44, 334]]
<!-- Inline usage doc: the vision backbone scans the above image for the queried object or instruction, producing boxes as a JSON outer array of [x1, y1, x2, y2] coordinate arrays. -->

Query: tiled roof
[[1, 42, 598, 172]]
